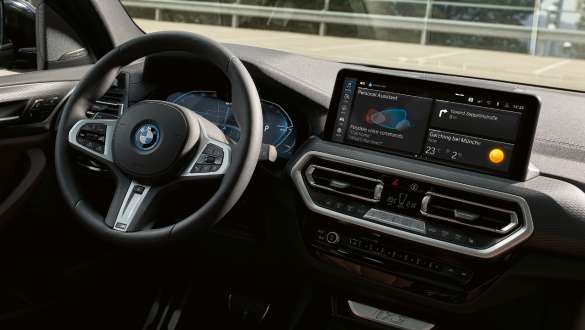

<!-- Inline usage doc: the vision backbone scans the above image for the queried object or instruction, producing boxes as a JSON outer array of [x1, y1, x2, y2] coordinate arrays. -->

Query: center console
[[290, 69, 539, 304]]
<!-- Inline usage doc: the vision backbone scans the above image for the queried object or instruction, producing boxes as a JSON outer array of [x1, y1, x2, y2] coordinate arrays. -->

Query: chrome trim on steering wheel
[[68, 119, 117, 162], [113, 181, 152, 232], [182, 119, 231, 177]]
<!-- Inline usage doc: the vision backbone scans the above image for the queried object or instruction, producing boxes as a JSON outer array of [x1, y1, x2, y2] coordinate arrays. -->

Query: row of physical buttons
[[80, 123, 107, 134], [21, 96, 61, 123], [77, 138, 105, 154], [78, 131, 105, 143], [345, 237, 441, 271], [315, 196, 477, 250], [77, 123, 107, 154], [198, 154, 223, 165], [191, 144, 225, 173], [203, 144, 224, 157], [426, 224, 478, 248], [317, 196, 369, 217], [316, 229, 471, 282], [191, 164, 222, 173]]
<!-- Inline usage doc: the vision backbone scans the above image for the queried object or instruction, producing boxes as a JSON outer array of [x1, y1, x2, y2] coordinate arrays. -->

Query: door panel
[[0, 79, 78, 224], [0, 148, 45, 223], [0, 81, 76, 137]]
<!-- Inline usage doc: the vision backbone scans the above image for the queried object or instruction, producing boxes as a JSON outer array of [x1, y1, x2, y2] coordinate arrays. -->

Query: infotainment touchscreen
[[325, 69, 540, 180]]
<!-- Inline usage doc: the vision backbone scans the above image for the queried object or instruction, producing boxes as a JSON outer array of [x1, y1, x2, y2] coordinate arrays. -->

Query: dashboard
[[98, 48, 585, 323], [167, 91, 296, 158], [5, 4, 585, 327]]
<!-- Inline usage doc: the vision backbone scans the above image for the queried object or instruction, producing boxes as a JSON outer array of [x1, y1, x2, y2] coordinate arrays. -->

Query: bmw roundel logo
[[134, 123, 160, 151]]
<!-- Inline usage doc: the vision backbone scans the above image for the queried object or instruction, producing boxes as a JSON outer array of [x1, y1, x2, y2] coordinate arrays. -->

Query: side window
[[0, 0, 93, 75], [0, 0, 37, 73]]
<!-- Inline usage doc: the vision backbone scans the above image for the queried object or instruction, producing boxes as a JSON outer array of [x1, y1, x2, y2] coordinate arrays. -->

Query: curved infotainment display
[[325, 69, 540, 180]]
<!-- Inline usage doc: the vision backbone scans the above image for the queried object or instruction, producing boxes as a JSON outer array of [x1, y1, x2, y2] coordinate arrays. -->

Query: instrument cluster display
[[168, 91, 296, 158]]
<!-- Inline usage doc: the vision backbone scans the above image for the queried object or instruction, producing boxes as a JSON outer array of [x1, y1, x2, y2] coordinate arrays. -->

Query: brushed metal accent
[[113, 181, 151, 232], [348, 300, 434, 330]]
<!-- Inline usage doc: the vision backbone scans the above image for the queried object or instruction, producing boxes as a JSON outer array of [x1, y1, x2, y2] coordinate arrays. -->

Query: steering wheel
[[55, 32, 263, 246]]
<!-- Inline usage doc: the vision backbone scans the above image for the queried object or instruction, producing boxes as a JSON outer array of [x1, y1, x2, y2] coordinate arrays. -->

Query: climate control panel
[[290, 151, 533, 258]]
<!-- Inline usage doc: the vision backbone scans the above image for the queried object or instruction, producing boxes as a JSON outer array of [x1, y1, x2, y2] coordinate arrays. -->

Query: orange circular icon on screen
[[489, 148, 505, 164]]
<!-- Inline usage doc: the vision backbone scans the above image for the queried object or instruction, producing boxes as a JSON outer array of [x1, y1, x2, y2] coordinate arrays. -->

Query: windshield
[[122, 0, 585, 91]]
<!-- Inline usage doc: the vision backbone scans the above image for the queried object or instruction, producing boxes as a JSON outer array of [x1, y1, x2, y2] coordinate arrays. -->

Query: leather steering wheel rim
[[55, 31, 263, 247]]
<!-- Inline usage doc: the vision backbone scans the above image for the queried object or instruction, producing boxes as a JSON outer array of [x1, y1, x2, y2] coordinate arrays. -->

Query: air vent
[[420, 192, 518, 234], [86, 100, 123, 119], [86, 74, 127, 119], [305, 164, 383, 203]]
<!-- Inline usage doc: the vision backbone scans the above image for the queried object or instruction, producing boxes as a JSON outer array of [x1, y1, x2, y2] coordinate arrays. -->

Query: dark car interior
[[1, 0, 585, 329]]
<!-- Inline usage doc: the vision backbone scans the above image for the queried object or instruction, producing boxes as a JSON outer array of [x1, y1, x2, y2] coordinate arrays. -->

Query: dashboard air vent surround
[[305, 164, 384, 203], [86, 73, 127, 119], [86, 100, 123, 119], [420, 192, 518, 234]]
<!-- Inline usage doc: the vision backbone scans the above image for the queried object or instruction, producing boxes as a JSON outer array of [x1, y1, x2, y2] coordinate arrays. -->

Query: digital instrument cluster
[[325, 69, 540, 179], [168, 91, 296, 158]]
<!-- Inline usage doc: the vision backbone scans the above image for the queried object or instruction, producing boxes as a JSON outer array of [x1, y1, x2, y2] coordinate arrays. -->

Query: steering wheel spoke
[[182, 118, 232, 179], [106, 178, 160, 232], [68, 118, 116, 165]]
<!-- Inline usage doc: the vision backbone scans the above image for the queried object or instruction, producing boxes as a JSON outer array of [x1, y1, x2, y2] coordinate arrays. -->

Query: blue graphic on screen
[[365, 108, 412, 131], [167, 91, 296, 157]]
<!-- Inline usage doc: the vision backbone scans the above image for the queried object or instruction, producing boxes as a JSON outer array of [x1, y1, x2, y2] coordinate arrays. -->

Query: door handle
[[0, 100, 26, 125], [0, 115, 20, 123]]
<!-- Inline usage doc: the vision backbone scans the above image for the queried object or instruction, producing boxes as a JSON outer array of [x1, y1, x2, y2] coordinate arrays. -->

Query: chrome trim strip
[[420, 191, 518, 234], [364, 208, 427, 234], [305, 164, 383, 203], [289, 150, 534, 259], [95, 100, 124, 115], [0, 115, 20, 123], [348, 300, 434, 330]]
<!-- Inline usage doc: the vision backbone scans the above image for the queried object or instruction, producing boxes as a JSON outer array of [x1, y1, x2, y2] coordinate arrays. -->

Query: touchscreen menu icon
[[331, 78, 358, 142]]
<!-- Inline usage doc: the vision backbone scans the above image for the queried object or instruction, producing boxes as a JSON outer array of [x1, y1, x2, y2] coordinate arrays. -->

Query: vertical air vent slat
[[420, 192, 518, 234]]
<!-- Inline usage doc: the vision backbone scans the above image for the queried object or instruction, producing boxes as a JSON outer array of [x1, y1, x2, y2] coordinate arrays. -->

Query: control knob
[[326, 232, 341, 244]]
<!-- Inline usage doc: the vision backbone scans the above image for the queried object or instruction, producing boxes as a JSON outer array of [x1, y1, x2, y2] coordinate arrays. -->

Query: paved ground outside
[[135, 18, 585, 92]]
